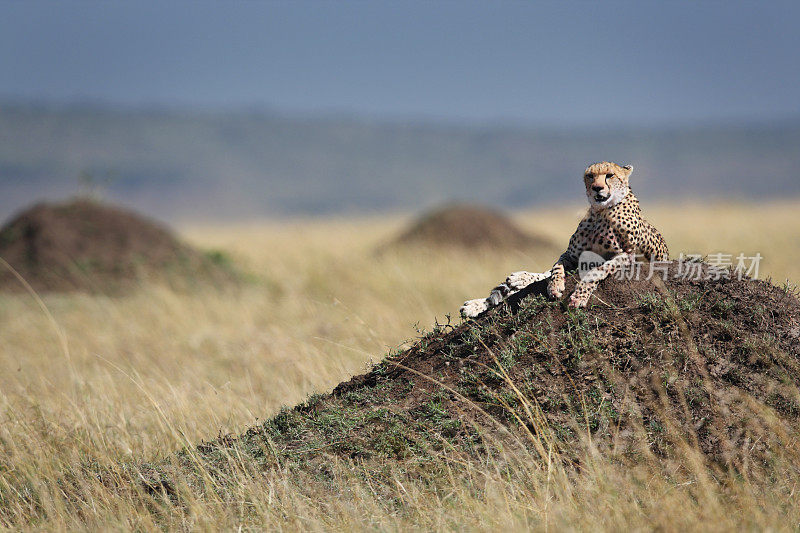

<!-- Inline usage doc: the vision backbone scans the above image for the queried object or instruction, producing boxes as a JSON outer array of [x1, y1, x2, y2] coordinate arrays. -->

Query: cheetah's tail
[[460, 270, 552, 318]]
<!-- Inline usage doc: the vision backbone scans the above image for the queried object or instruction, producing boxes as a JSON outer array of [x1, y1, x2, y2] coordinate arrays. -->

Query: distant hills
[[1, 102, 798, 221]]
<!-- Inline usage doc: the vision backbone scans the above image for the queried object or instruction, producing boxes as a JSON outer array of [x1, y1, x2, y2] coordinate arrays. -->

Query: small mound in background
[[390, 204, 555, 251], [0, 199, 236, 293]]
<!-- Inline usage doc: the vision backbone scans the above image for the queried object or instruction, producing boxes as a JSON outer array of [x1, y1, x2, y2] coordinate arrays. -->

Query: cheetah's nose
[[591, 185, 605, 193]]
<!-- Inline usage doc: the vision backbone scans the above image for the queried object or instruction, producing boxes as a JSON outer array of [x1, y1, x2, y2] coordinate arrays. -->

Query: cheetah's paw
[[548, 279, 565, 299], [568, 291, 589, 309], [460, 298, 489, 318]]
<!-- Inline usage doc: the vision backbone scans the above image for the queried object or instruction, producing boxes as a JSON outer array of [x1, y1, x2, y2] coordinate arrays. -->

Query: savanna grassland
[[1, 200, 799, 530]]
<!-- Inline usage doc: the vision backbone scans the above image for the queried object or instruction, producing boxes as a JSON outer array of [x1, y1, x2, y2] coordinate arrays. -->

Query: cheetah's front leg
[[548, 251, 578, 300], [548, 264, 566, 299], [568, 253, 632, 308]]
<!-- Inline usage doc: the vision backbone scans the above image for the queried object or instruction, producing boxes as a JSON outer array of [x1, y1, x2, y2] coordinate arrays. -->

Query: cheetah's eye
[[606, 173, 614, 179]]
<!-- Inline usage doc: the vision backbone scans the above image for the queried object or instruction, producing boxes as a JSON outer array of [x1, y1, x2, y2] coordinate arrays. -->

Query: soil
[[146, 262, 800, 494], [390, 204, 555, 251], [0, 199, 236, 293]]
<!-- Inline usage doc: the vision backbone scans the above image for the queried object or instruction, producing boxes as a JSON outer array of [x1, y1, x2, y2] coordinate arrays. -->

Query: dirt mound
[[129, 264, 799, 496], [0, 199, 235, 293], [391, 204, 554, 250]]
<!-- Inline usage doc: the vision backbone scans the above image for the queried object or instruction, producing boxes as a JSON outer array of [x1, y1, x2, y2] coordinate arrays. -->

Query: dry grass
[[1, 200, 799, 530]]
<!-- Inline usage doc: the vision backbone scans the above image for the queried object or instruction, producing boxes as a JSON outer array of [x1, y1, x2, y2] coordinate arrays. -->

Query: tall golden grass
[[0, 200, 798, 530]]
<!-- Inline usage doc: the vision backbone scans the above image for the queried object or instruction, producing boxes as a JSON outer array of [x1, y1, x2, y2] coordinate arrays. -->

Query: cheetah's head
[[583, 161, 633, 210]]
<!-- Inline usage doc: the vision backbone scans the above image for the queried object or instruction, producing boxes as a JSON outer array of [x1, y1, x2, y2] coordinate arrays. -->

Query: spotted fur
[[461, 161, 668, 317]]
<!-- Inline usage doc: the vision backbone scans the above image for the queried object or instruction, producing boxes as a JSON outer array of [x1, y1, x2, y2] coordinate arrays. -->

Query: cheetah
[[460, 161, 669, 317]]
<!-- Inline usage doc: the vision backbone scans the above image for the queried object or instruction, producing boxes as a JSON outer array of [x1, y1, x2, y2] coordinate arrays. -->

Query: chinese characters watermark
[[578, 251, 763, 282]]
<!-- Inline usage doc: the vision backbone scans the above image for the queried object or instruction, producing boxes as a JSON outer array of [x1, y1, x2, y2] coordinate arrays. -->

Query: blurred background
[[1, 0, 799, 221]]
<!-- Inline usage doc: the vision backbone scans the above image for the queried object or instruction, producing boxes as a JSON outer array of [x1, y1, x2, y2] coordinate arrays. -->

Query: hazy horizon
[[2, 102, 799, 222]]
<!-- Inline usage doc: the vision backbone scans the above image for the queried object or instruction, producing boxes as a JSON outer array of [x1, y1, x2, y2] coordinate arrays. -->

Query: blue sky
[[2, 1, 799, 125]]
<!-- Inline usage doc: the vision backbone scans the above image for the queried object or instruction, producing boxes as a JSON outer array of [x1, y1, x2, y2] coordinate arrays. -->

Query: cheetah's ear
[[622, 164, 633, 171]]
